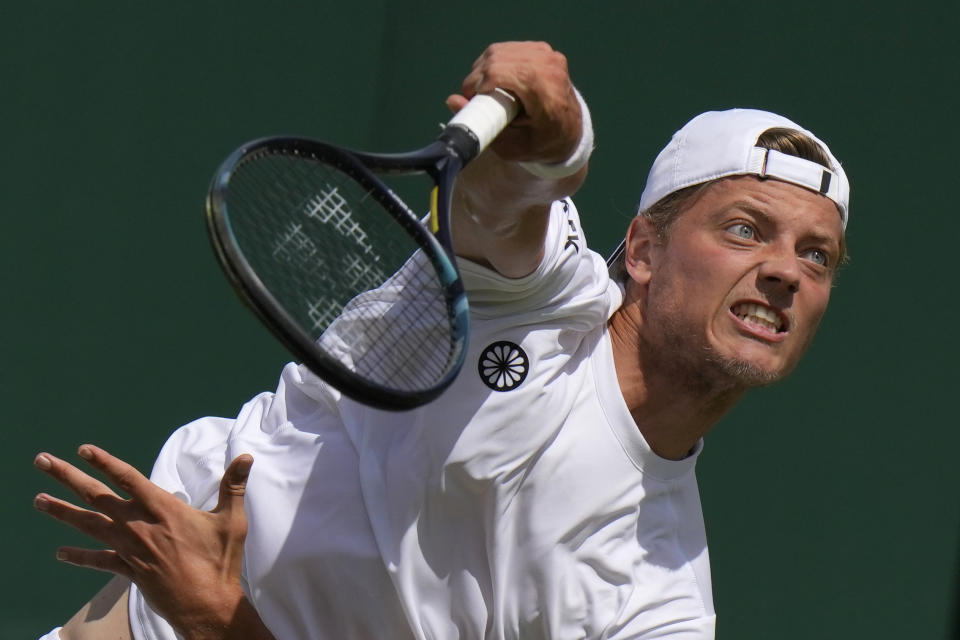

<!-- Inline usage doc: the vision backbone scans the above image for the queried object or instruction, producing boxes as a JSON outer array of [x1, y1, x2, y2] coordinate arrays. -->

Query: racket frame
[[206, 135, 472, 410], [206, 91, 516, 410]]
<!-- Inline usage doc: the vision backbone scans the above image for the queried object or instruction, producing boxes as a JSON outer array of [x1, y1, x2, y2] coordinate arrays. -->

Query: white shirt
[[129, 199, 716, 639]]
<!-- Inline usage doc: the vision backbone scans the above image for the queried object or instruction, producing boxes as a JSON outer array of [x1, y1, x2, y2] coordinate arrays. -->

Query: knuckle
[[87, 492, 116, 512], [225, 484, 247, 497], [37, 496, 63, 518], [113, 468, 137, 494], [48, 499, 74, 521], [46, 457, 69, 481], [80, 486, 103, 506], [553, 51, 568, 71]]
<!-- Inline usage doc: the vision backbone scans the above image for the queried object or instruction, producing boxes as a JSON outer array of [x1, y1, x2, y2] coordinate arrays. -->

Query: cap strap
[[747, 146, 841, 207]]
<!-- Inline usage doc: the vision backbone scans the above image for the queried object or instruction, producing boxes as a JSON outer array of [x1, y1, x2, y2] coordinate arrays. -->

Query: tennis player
[[35, 41, 848, 640]]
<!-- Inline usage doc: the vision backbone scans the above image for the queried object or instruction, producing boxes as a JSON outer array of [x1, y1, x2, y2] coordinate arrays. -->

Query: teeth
[[732, 303, 783, 332]]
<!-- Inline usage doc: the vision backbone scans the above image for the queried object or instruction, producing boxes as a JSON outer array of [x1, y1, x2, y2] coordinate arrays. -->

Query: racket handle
[[446, 89, 519, 155]]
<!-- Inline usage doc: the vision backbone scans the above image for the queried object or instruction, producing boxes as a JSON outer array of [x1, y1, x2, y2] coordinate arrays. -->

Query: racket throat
[[438, 125, 481, 165], [429, 187, 440, 233]]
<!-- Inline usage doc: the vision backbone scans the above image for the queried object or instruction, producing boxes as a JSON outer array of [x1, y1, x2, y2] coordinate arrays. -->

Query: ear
[[623, 217, 657, 285]]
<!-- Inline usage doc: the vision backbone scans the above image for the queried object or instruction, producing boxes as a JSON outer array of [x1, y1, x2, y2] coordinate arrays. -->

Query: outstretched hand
[[34, 445, 272, 640], [446, 41, 583, 166]]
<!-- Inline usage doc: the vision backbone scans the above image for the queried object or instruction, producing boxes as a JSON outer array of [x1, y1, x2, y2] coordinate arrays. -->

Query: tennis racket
[[205, 90, 518, 411], [606, 240, 626, 269]]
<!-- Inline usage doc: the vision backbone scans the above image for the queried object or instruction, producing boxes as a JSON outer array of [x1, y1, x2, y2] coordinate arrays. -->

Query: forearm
[[452, 92, 591, 276], [452, 154, 586, 277], [59, 576, 132, 640], [56, 575, 274, 640], [447, 42, 593, 278]]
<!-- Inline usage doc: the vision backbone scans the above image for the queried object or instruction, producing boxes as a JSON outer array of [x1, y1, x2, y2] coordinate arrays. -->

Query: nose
[[757, 247, 801, 295]]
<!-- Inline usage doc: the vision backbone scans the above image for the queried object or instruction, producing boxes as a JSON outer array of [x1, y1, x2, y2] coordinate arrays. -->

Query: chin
[[709, 339, 803, 387], [714, 357, 786, 387], [703, 345, 796, 387]]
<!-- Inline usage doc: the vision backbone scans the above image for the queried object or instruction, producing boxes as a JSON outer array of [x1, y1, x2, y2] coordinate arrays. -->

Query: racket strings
[[322, 256, 454, 386], [225, 151, 458, 392]]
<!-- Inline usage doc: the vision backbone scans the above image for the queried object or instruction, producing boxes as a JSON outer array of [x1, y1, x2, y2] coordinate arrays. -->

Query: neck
[[608, 287, 746, 461]]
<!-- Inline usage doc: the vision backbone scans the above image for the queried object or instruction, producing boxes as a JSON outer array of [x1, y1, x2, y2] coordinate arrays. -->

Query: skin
[[59, 574, 129, 640], [34, 447, 273, 640], [610, 176, 843, 459]]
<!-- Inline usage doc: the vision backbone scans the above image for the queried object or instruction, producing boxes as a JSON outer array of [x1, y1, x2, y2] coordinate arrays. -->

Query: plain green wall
[[3, 2, 958, 638]]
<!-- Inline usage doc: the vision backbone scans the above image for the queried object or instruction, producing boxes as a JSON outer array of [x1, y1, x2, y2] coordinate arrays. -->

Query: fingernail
[[34, 454, 52, 470], [56, 550, 67, 561], [78, 446, 92, 460], [34, 495, 49, 511]]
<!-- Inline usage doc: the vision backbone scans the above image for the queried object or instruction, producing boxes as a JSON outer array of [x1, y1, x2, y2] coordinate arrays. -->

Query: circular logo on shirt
[[478, 341, 529, 392]]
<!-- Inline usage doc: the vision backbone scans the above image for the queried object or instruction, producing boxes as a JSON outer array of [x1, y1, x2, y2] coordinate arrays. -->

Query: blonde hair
[[628, 126, 848, 269]]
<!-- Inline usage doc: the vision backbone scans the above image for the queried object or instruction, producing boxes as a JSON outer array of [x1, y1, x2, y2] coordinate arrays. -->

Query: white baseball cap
[[638, 108, 850, 229]]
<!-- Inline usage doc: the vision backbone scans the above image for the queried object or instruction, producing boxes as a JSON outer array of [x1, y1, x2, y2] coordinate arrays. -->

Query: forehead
[[679, 176, 844, 240]]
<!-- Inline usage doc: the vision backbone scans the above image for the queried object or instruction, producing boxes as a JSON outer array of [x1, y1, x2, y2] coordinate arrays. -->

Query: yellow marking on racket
[[429, 186, 439, 233]]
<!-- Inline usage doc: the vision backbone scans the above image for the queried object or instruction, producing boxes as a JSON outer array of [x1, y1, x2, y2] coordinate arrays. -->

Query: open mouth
[[731, 302, 787, 334]]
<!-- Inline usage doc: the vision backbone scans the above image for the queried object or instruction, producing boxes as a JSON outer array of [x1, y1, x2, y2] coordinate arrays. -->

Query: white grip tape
[[446, 88, 519, 154]]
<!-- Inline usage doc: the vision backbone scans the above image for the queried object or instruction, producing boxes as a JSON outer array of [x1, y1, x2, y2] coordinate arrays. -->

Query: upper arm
[[60, 575, 133, 640]]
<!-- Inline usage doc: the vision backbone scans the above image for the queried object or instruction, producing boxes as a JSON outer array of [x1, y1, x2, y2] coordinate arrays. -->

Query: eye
[[801, 248, 830, 267], [726, 223, 756, 240]]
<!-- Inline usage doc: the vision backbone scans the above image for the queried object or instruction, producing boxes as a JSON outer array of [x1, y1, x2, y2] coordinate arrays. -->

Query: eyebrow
[[720, 201, 840, 250], [715, 201, 772, 226]]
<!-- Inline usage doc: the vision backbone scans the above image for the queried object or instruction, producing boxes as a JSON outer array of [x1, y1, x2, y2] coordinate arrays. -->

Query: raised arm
[[447, 41, 591, 277]]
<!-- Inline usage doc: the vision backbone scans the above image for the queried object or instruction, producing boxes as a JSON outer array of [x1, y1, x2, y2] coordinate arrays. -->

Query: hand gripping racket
[[206, 91, 518, 411]]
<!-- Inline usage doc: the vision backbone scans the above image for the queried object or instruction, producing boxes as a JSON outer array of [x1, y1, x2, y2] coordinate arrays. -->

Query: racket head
[[206, 136, 469, 410]]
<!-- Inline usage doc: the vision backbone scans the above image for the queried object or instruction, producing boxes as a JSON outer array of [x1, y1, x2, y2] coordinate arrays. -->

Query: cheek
[[647, 254, 724, 328], [658, 243, 735, 303]]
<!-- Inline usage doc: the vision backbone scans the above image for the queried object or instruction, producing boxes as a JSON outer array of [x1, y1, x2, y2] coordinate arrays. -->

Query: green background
[[3, 1, 958, 637]]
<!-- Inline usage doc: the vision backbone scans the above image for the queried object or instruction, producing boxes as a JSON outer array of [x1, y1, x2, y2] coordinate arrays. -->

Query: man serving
[[36, 41, 848, 640]]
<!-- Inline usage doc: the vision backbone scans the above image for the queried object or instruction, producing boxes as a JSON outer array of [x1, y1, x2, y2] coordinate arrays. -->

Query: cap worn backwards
[[638, 109, 850, 230]]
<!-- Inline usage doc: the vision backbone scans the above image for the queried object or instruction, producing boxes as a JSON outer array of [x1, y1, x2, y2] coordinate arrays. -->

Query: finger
[[34, 492, 118, 544], [460, 68, 485, 99], [445, 94, 469, 114], [214, 454, 254, 517], [34, 452, 127, 515], [466, 41, 558, 100], [461, 46, 494, 97], [56, 546, 131, 578], [75, 444, 161, 509]]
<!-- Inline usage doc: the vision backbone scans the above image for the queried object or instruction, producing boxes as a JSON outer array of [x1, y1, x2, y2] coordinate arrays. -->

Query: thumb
[[214, 454, 254, 515]]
